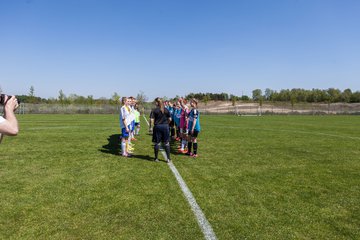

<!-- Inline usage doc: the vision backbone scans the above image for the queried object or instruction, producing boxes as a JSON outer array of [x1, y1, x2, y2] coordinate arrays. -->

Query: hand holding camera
[[0, 94, 20, 112], [0, 94, 20, 140]]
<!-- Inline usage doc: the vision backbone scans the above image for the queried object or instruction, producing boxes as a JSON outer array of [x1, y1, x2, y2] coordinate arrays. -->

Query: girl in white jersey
[[119, 97, 132, 157]]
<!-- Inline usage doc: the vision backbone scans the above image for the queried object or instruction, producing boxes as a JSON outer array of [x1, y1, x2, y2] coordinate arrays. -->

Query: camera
[[0, 94, 20, 105]]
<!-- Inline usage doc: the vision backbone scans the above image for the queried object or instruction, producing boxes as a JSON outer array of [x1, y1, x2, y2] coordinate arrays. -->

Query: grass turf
[[1, 114, 359, 239]]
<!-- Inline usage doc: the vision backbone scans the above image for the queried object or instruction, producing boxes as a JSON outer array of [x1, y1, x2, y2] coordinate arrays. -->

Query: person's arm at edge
[[0, 96, 19, 136]]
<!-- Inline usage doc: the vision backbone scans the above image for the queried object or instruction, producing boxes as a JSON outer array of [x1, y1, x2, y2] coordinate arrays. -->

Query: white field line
[[208, 125, 360, 141], [144, 116, 217, 240]]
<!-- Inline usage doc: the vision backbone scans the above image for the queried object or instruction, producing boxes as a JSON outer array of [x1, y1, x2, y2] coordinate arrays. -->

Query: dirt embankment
[[197, 101, 360, 114]]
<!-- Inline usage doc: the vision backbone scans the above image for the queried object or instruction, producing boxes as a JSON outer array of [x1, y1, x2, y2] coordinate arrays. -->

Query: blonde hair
[[121, 97, 127, 105], [191, 98, 198, 106]]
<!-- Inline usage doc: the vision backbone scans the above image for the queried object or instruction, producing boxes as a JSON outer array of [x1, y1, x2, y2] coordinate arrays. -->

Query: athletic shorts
[[190, 130, 199, 138], [131, 121, 135, 131], [121, 127, 130, 138], [153, 124, 170, 144]]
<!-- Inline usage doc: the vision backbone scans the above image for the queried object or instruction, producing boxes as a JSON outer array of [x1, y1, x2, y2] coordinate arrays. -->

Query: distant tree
[[241, 95, 250, 101], [29, 86, 35, 97], [87, 95, 94, 105], [136, 91, 147, 107], [58, 89, 66, 105], [342, 89, 352, 103], [110, 92, 121, 105], [252, 89, 262, 101], [230, 95, 237, 106], [264, 88, 274, 101], [290, 94, 296, 111], [350, 91, 360, 103], [203, 94, 210, 106], [28, 85, 35, 103], [327, 88, 341, 103]]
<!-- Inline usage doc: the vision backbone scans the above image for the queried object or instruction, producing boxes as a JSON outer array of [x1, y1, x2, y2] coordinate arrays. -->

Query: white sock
[[181, 139, 187, 149], [122, 142, 126, 155]]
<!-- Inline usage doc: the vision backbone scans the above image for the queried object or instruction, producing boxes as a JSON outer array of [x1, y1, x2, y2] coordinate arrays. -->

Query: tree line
[[186, 88, 360, 103], [15, 87, 149, 106], [5, 85, 360, 105]]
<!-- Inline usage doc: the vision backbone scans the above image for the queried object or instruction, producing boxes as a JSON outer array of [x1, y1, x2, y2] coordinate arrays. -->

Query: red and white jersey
[[179, 106, 189, 129]]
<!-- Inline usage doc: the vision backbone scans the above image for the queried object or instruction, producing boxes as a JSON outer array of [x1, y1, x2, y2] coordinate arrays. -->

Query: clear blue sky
[[1, 0, 360, 100]]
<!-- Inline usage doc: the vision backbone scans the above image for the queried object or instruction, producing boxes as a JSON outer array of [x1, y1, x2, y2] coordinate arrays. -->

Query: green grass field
[[1, 114, 359, 239]]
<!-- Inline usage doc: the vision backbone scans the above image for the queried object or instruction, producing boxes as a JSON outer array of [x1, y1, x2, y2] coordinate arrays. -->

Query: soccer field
[[1, 114, 359, 239]]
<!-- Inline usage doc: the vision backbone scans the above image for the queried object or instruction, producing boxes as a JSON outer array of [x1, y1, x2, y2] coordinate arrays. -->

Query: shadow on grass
[[100, 134, 155, 162], [100, 134, 121, 155]]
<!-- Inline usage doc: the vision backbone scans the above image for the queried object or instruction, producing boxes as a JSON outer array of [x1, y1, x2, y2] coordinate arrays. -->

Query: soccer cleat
[[192, 154, 198, 158], [154, 158, 159, 162], [166, 159, 171, 163]]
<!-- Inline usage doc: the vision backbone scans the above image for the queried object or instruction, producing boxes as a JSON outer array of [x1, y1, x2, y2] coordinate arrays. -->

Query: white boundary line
[[143, 116, 217, 240]]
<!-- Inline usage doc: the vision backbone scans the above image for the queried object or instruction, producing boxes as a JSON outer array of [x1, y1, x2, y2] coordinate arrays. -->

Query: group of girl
[[164, 98, 201, 158], [119, 96, 141, 157], [119, 96, 201, 160]]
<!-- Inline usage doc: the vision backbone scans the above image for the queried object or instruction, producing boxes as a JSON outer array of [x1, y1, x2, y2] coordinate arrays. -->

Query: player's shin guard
[[187, 142, 192, 154], [165, 142, 171, 160], [122, 141, 126, 155], [154, 143, 160, 159], [193, 142, 198, 154]]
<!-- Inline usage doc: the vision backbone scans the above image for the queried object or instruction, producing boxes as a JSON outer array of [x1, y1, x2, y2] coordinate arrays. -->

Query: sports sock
[[165, 143, 171, 160], [154, 143, 159, 159], [122, 141, 126, 155], [193, 143, 198, 154], [187, 142, 192, 153], [181, 139, 186, 149]]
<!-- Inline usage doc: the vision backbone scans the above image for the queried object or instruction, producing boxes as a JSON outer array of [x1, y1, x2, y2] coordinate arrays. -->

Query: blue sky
[[1, 0, 360, 100]]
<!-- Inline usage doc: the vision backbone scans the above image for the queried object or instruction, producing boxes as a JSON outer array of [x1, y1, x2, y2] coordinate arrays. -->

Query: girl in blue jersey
[[173, 101, 181, 141], [187, 98, 201, 157]]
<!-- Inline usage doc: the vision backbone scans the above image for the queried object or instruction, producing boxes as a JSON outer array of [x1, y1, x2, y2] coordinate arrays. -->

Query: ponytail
[[155, 97, 164, 113]]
